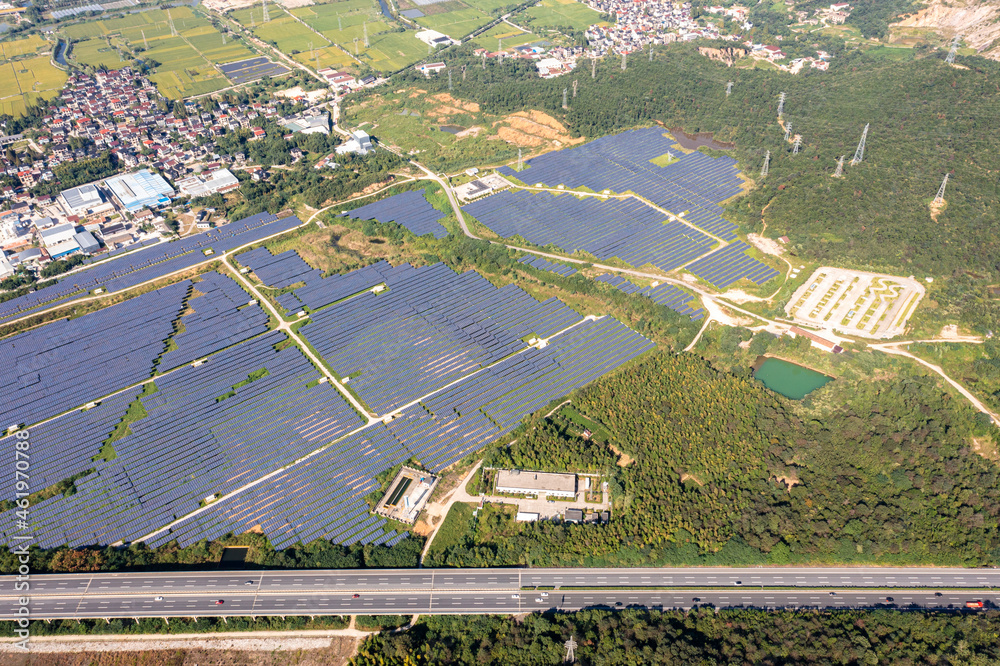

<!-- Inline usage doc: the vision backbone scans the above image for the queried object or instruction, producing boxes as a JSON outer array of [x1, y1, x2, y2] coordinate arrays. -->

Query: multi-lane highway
[[1, 567, 997, 620]]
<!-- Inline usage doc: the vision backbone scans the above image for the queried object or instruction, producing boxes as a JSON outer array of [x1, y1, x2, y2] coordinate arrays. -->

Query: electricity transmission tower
[[648, 43, 653, 61], [364, 21, 369, 48], [945, 35, 961, 63], [167, 10, 177, 36], [934, 173, 949, 203], [777, 92, 786, 118], [564, 636, 578, 663], [760, 150, 770, 178], [482, 52, 486, 68], [850, 123, 869, 165], [338, 15, 342, 31], [461, 64, 466, 81], [517, 148, 522, 171], [448, 69, 452, 90], [498, 37, 503, 52], [353, 37, 359, 56], [726, 81, 733, 97], [591, 57, 596, 79], [572, 79, 578, 98], [792, 135, 802, 154], [221, 32, 226, 45], [784, 122, 791, 142], [621, 51, 626, 70], [142, 29, 148, 49], [833, 155, 845, 177], [261, 0, 269, 23], [562, 87, 567, 109]]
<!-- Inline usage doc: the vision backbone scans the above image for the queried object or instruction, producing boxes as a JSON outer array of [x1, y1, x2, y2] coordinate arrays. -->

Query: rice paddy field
[[291, 44, 356, 70], [471, 23, 538, 51], [63, 6, 254, 98], [519, 0, 606, 31], [0, 34, 48, 59], [0, 55, 67, 117], [230, 6, 319, 53], [414, 6, 493, 38]]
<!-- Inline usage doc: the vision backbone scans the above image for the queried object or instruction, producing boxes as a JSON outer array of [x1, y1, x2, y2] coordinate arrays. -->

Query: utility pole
[[760, 150, 770, 178], [850, 123, 869, 165], [784, 122, 791, 142], [833, 155, 845, 178], [621, 51, 626, 70], [572, 79, 578, 98], [777, 92, 786, 118], [934, 173, 949, 204], [945, 35, 961, 64], [792, 135, 802, 155], [726, 81, 732, 97], [261, 0, 269, 23], [562, 87, 567, 109]]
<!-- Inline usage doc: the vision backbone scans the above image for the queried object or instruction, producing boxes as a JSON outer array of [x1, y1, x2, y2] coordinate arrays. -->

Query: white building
[[59, 183, 106, 217], [495, 470, 576, 498], [415, 29, 458, 48], [39, 222, 78, 247], [335, 130, 374, 156], [175, 168, 241, 198]]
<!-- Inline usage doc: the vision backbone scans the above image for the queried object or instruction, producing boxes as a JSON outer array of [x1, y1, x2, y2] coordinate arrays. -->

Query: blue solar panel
[[341, 191, 449, 239], [596, 274, 705, 320], [686, 241, 780, 289]]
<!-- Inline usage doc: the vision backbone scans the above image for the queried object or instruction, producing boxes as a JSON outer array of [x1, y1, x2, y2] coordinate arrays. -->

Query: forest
[[393, 44, 1000, 332], [427, 350, 1000, 567], [352, 609, 1000, 665]]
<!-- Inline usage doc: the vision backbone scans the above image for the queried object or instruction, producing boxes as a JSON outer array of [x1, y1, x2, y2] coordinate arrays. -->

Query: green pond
[[753, 357, 833, 400]]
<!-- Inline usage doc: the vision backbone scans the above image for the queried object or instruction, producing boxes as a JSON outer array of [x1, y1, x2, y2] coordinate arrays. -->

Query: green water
[[753, 357, 833, 400]]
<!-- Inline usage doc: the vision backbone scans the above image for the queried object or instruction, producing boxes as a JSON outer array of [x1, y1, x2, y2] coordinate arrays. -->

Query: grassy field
[[292, 44, 356, 70], [71, 37, 130, 69], [520, 0, 604, 30], [464, 0, 521, 12], [363, 31, 428, 71], [231, 7, 320, 53], [425, 502, 475, 558], [471, 23, 538, 50], [415, 6, 494, 38], [0, 34, 48, 59], [0, 55, 67, 117]]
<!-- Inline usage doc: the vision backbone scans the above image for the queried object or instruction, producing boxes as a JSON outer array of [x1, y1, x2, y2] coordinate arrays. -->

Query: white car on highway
[[511, 594, 520, 599]]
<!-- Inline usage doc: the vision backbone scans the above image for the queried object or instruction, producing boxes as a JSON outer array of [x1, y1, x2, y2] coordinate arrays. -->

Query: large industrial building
[[175, 168, 241, 198], [59, 183, 110, 218], [494, 470, 577, 498], [336, 130, 374, 156], [105, 170, 174, 213]]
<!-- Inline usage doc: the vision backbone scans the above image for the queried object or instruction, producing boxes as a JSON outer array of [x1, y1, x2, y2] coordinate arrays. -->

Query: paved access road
[[2, 568, 998, 620]]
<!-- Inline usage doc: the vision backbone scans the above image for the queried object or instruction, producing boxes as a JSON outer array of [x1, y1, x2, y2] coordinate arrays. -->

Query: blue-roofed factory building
[[105, 170, 175, 213]]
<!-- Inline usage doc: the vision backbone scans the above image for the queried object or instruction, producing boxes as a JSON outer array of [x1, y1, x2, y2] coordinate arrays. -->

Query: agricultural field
[[471, 23, 538, 51], [0, 34, 48, 59], [414, 6, 493, 38], [230, 6, 319, 53], [785, 267, 925, 339], [64, 6, 254, 98], [291, 44, 355, 70], [0, 55, 67, 117], [518, 0, 606, 31]]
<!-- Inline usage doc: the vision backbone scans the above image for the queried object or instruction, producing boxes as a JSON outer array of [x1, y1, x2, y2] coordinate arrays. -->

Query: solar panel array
[[2, 332, 366, 549], [341, 190, 449, 239], [497, 127, 743, 240], [596, 274, 705, 320], [300, 262, 582, 414], [219, 57, 291, 85], [685, 240, 780, 289], [0, 253, 655, 551], [0, 282, 189, 429], [464, 190, 715, 272], [518, 254, 578, 277], [0, 212, 302, 324], [157, 272, 270, 372]]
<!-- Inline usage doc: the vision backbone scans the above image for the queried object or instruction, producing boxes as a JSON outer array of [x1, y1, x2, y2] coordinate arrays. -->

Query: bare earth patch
[[455, 126, 483, 139], [431, 92, 480, 113], [493, 111, 585, 149], [971, 436, 999, 461], [412, 519, 434, 536], [747, 232, 786, 257], [774, 474, 801, 490], [718, 288, 766, 304], [608, 443, 634, 466], [680, 472, 704, 486]]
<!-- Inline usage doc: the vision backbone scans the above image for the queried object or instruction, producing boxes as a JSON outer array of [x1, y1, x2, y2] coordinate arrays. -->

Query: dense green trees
[[353, 609, 1000, 665], [428, 351, 1000, 567]]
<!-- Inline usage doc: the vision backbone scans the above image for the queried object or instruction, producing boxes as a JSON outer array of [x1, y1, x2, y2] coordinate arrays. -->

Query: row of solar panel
[[341, 190, 449, 239], [518, 254, 578, 277], [0, 213, 301, 324], [595, 274, 705, 320], [685, 240, 780, 289]]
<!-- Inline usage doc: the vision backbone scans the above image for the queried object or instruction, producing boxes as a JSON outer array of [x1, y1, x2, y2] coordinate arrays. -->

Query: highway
[[1, 568, 997, 620]]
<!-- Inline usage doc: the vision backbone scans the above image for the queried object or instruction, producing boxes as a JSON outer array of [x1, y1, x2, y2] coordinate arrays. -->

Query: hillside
[[894, 0, 1000, 58]]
